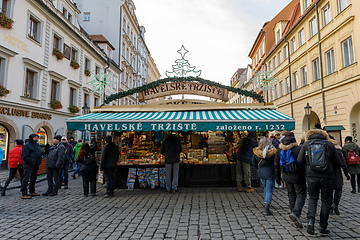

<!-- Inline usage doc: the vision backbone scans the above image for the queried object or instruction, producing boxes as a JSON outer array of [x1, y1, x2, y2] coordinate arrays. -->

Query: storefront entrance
[[350, 102, 360, 143], [0, 124, 9, 169]]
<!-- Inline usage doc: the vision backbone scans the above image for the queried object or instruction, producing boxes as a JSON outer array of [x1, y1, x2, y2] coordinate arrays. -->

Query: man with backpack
[[298, 123, 345, 236], [100, 136, 119, 198], [342, 136, 360, 194], [274, 132, 306, 228]]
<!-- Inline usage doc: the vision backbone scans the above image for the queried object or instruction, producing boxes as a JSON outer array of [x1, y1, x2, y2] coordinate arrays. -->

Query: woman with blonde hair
[[252, 138, 277, 215]]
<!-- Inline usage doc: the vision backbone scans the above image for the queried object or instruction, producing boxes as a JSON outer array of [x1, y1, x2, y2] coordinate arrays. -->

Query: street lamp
[[304, 102, 312, 130], [82, 103, 90, 115]]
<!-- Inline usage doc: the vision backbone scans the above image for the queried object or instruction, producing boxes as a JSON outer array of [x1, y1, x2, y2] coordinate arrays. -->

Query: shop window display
[[0, 125, 8, 163]]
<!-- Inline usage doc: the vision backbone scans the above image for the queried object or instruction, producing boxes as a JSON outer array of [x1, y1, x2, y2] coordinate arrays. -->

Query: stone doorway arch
[[34, 121, 54, 145], [302, 111, 321, 136], [350, 102, 360, 143]]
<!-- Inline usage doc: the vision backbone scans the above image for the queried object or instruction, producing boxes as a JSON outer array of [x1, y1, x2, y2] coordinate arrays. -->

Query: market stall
[[66, 99, 295, 189]]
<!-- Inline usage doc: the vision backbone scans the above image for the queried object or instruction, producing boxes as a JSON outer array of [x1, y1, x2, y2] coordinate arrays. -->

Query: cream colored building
[[229, 68, 247, 104], [146, 53, 162, 103], [263, 0, 359, 143]]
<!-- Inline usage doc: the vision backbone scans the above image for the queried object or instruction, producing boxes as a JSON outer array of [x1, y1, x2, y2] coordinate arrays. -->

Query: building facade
[[261, 0, 359, 143], [146, 53, 162, 103], [229, 68, 247, 104], [0, 0, 119, 168], [75, 0, 150, 105]]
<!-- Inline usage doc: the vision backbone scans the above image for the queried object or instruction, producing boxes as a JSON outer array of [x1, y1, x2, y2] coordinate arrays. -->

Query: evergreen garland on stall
[[104, 76, 264, 105]]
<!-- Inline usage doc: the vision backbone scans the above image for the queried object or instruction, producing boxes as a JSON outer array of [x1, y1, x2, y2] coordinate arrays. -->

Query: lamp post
[[304, 102, 312, 130], [82, 103, 90, 115]]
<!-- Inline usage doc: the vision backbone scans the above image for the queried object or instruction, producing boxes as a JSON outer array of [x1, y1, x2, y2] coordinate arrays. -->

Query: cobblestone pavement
[[1, 173, 360, 240]]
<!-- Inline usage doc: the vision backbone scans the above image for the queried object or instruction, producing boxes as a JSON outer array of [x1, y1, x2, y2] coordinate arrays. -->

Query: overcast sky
[[135, 0, 291, 86]]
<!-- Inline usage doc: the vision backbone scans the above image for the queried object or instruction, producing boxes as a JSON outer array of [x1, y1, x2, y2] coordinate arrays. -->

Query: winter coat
[[272, 138, 280, 149], [62, 142, 73, 164], [236, 136, 258, 164], [274, 135, 305, 183], [161, 134, 182, 164], [298, 129, 344, 179], [90, 139, 97, 156], [100, 142, 119, 171], [46, 142, 65, 169], [330, 139, 349, 189], [252, 147, 277, 180], [78, 152, 97, 172], [342, 141, 360, 175], [73, 142, 82, 161], [69, 138, 77, 148], [21, 134, 42, 168], [8, 145, 23, 168]]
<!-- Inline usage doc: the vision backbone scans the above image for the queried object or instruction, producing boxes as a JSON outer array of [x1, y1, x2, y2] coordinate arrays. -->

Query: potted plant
[[84, 69, 91, 77], [69, 105, 80, 113], [0, 84, 10, 96], [52, 48, 64, 60], [70, 60, 80, 69], [50, 99, 63, 109], [0, 12, 14, 30]]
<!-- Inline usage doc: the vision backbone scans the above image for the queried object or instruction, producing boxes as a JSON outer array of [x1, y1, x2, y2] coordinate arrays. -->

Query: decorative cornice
[[48, 70, 67, 81], [22, 58, 46, 70], [68, 80, 82, 88], [0, 45, 18, 57]]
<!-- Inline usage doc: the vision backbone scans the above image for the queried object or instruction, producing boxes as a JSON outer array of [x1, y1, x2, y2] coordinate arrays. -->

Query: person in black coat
[[329, 136, 350, 215], [235, 131, 258, 192], [298, 124, 346, 235], [43, 135, 65, 196], [77, 143, 98, 196], [161, 132, 182, 193], [274, 132, 306, 228], [100, 136, 119, 198], [21, 133, 42, 199]]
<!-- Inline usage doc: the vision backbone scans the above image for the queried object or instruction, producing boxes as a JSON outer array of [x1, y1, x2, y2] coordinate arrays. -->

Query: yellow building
[[263, 0, 359, 144]]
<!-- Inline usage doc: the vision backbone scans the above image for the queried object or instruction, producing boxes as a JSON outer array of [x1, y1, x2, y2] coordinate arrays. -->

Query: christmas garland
[[104, 76, 264, 105]]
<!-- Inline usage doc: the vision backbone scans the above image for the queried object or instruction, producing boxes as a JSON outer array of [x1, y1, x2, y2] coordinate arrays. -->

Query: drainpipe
[[316, 2, 326, 121], [284, 39, 294, 118]]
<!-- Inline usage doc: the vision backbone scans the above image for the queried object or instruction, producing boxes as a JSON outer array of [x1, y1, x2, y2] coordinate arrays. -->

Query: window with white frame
[[310, 17, 317, 38], [84, 12, 90, 21], [292, 72, 298, 90], [270, 89, 273, 102], [279, 81, 284, 97], [0, 57, 4, 84], [268, 61, 272, 71], [255, 54, 258, 65], [24, 69, 38, 98], [85, 58, 90, 71], [325, 49, 335, 75], [27, 13, 41, 43], [258, 48, 261, 59], [312, 58, 320, 81], [342, 37, 354, 67], [285, 77, 290, 94], [69, 87, 76, 106], [274, 85, 278, 99], [304, 0, 310, 10], [301, 66, 307, 86], [1, 0, 11, 15], [338, 0, 349, 13], [94, 97, 99, 107], [71, 47, 78, 62], [276, 30, 281, 43], [291, 37, 296, 53], [262, 42, 265, 55], [278, 51, 282, 65], [53, 33, 62, 50], [50, 80, 60, 101], [284, 46, 289, 59], [273, 56, 277, 69], [299, 29, 305, 46], [322, 4, 331, 27]]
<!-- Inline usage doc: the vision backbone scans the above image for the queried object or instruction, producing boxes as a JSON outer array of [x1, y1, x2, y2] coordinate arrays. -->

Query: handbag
[[17, 150, 22, 169]]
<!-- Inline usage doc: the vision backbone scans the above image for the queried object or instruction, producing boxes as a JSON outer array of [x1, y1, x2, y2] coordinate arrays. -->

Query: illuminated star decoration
[[166, 45, 202, 77], [251, 67, 279, 102], [87, 68, 115, 96]]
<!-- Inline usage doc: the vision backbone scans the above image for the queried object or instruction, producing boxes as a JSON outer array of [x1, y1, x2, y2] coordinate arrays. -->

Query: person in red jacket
[[1, 139, 24, 196]]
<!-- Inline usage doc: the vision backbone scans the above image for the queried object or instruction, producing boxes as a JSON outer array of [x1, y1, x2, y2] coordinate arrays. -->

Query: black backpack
[[84, 153, 95, 165], [306, 139, 327, 172]]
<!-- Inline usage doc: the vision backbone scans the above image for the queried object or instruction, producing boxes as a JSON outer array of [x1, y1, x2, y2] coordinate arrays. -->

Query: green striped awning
[[66, 109, 294, 132]]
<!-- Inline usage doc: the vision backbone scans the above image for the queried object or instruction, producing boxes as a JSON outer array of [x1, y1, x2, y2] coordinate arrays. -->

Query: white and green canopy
[[66, 106, 295, 132]]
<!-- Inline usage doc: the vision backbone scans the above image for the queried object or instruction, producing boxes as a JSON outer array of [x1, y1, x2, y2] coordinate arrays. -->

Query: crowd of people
[[1, 125, 359, 236], [235, 123, 359, 236]]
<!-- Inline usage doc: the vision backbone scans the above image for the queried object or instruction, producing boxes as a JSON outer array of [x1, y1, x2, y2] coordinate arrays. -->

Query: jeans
[[350, 174, 360, 190], [81, 169, 97, 195], [236, 161, 252, 189], [165, 162, 179, 191], [260, 178, 275, 204], [21, 166, 39, 196], [46, 167, 60, 194], [307, 177, 333, 229], [104, 168, 115, 195], [2, 167, 24, 192], [74, 162, 81, 175], [286, 182, 307, 217], [60, 163, 69, 183], [332, 186, 342, 207]]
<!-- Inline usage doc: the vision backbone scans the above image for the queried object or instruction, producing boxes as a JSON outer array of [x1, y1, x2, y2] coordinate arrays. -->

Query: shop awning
[[66, 109, 295, 132], [323, 125, 346, 131]]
